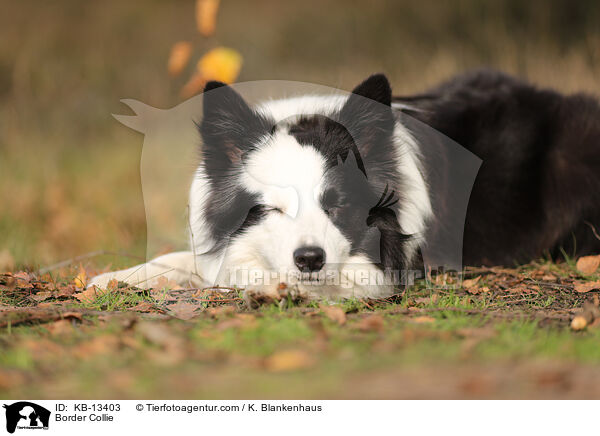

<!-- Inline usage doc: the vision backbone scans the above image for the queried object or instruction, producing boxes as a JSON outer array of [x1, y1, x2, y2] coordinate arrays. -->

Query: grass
[[2, 260, 600, 399]]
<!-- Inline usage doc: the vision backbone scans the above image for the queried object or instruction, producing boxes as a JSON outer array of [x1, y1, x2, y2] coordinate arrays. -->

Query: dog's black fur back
[[395, 70, 600, 265]]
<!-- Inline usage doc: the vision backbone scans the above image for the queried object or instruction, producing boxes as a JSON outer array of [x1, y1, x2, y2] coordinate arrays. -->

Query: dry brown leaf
[[74, 286, 105, 303], [466, 286, 490, 295], [55, 284, 76, 298], [62, 311, 83, 321], [576, 255, 600, 275], [196, 0, 220, 36], [264, 350, 314, 372], [168, 302, 200, 320], [357, 314, 384, 332], [320, 305, 346, 325], [462, 275, 481, 289], [573, 281, 600, 293], [30, 291, 53, 302], [168, 41, 192, 76]]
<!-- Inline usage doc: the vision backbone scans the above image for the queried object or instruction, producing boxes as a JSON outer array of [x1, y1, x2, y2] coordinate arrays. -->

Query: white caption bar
[[1, 400, 597, 436]]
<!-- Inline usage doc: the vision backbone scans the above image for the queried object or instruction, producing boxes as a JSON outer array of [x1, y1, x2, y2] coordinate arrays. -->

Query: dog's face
[[196, 75, 418, 290]]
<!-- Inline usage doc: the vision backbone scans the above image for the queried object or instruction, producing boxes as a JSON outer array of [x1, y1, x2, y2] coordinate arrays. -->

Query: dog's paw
[[243, 282, 310, 308]]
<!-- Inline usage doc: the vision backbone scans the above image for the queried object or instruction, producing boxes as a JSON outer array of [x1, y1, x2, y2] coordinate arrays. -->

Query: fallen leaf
[[55, 284, 76, 298], [356, 314, 384, 332], [320, 305, 346, 325], [168, 41, 192, 76], [74, 286, 105, 303], [462, 275, 481, 289], [466, 286, 490, 295], [73, 263, 87, 288], [196, 0, 220, 36], [167, 302, 200, 320], [30, 291, 52, 302], [264, 350, 314, 372], [197, 47, 242, 84], [576, 255, 600, 275], [61, 311, 83, 321], [573, 281, 600, 293]]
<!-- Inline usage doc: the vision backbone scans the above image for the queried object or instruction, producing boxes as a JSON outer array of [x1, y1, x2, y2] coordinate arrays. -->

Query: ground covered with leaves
[[2, 256, 600, 399]]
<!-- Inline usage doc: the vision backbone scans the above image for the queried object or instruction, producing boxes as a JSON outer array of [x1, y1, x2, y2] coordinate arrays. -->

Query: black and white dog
[[89, 70, 600, 300]]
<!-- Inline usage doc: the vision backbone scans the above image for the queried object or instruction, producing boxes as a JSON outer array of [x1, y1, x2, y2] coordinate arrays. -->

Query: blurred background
[[2, 0, 600, 269]]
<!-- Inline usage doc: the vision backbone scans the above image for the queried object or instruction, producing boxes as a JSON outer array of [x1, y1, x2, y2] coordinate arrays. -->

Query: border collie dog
[[89, 70, 600, 301]]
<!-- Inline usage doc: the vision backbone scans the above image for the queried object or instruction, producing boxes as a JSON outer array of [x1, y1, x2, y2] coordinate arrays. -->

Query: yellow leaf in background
[[74, 264, 87, 288], [181, 72, 206, 99], [180, 47, 242, 99], [168, 41, 192, 76], [196, 0, 220, 37], [197, 47, 242, 84]]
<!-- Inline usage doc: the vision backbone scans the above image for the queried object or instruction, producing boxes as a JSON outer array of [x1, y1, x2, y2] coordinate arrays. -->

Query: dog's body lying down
[[89, 70, 600, 300]]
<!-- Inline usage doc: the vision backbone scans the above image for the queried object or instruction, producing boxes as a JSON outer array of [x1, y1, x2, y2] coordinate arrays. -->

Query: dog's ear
[[339, 74, 394, 160], [348, 73, 392, 107], [201, 82, 272, 169]]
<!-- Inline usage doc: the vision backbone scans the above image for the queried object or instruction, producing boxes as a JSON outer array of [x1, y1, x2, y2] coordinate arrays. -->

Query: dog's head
[[196, 74, 429, 290]]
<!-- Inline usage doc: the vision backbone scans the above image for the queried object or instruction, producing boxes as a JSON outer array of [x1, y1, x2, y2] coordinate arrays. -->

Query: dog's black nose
[[293, 246, 326, 272]]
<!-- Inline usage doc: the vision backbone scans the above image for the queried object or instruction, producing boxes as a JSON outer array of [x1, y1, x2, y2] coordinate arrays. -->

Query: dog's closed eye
[[263, 205, 283, 213]]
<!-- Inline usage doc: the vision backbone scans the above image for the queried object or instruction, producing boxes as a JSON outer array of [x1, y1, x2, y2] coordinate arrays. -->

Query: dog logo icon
[[3, 402, 50, 434]]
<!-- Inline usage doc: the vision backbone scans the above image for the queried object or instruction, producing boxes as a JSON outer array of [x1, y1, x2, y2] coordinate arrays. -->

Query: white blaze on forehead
[[241, 132, 327, 216]]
